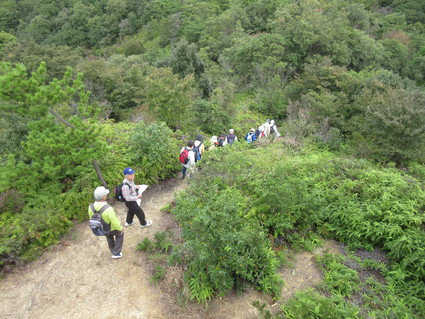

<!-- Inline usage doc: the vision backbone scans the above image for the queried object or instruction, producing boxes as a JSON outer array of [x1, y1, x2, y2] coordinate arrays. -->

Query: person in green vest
[[88, 186, 125, 259]]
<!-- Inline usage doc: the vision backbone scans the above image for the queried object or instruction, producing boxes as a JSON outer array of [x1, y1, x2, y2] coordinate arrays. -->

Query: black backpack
[[114, 182, 131, 202], [217, 136, 225, 147], [255, 128, 261, 138], [89, 204, 111, 236]]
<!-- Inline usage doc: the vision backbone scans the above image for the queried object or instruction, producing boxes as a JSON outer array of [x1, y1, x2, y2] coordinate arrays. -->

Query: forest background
[[0, 0, 424, 317]]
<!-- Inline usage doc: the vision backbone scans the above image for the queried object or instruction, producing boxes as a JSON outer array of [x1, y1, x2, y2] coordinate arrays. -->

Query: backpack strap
[[99, 205, 110, 215], [122, 182, 133, 195], [123, 182, 131, 189], [90, 203, 111, 215]]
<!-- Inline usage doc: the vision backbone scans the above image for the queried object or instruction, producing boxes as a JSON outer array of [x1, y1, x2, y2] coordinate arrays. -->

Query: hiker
[[122, 167, 152, 228], [89, 186, 124, 259], [209, 136, 219, 150], [259, 119, 271, 138], [217, 134, 226, 147], [225, 129, 237, 145], [245, 128, 257, 144], [180, 140, 195, 179], [193, 135, 205, 162], [269, 120, 280, 137]]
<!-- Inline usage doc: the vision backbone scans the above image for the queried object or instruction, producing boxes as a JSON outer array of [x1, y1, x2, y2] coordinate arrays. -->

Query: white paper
[[138, 184, 148, 194], [137, 184, 148, 206]]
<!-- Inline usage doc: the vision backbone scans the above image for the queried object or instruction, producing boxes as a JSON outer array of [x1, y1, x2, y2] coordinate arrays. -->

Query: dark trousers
[[182, 165, 187, 178], [106, 230, 124, 256], [125, 201, 147, 226]]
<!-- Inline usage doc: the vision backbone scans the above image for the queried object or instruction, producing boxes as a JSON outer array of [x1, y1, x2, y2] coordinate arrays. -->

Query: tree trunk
[[93, 160, 108, 188]]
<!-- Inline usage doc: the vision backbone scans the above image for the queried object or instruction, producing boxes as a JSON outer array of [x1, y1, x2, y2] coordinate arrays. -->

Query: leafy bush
[[191, 99, 230, 135], [129, 121, 181, 184], [173, 144, 424, 311], [172, 181, 283, 302], [317, 254, 360, 297], [282, 290, 360, 319]]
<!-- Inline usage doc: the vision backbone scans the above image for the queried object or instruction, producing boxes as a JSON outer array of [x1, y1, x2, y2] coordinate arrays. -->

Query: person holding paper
[[122, 167, 152, 228]]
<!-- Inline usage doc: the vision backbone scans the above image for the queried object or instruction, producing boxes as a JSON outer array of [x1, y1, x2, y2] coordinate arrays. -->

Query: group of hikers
[[88, 119, 280, 259], [179, 119, 280, 178]]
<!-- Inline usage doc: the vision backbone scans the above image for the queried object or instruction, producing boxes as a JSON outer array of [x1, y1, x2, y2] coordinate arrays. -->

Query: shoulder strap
[[98, 204, 110, 215], [124, 182, 131, 189], [121, 182, 132, 191], [90, 203, 110, 215]]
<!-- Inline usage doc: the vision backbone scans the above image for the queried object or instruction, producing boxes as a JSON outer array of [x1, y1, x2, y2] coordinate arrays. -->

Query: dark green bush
[[172, 181, 283, 302], [173, 145, 424, 310], [129, 121, 181, 183]]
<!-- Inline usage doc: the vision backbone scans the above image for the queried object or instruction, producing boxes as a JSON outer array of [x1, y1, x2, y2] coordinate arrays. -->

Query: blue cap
[[123, 167, 136, 175]]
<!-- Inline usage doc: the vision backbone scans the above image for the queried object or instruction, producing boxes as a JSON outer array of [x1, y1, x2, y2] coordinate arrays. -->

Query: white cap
[[229, 129, 234, 133], [94, 186, 109, 200], [270, 120, 275, 124]]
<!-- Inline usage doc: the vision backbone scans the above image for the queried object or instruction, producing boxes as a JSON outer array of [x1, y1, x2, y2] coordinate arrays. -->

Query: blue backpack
[[245, 132, 256, 143], [193, 142, 203, 162]]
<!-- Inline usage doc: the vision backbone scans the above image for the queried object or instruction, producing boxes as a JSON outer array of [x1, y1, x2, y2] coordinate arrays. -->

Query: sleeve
[[188, 149, 196, 165]]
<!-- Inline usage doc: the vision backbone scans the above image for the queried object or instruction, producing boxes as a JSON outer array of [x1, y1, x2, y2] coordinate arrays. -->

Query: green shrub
[[137, 238, 154, 252], [282, 289, 360, 319], [129, 121, 181, 183], [174, 145, 425, 311], [317, 254, 360, 297], [151, 264, 166, 284], [172, 182, 283, 301]]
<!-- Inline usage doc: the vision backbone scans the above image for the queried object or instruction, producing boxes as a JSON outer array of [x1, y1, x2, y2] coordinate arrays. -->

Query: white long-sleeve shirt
[[180, 147, 195, 168], [270, 124, 280, 137]]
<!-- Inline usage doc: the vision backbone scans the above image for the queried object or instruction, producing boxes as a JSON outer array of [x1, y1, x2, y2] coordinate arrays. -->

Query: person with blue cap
[[122, 167, 152, 228]]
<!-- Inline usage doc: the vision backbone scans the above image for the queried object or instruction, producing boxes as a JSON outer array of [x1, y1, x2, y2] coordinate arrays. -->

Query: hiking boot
[[111, 252, 123, 259], [140, 220, 152, 228], [125, 222, 134, 227]]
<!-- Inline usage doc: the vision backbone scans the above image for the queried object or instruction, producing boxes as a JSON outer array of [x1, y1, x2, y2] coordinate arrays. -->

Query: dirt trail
[[0, 177, 344, 319], [0, 178, 186, 319]]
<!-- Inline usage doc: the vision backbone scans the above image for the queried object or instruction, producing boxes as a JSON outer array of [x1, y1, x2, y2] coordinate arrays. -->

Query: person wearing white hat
[[225, 129, 238, 145], [89, 186, 124, 259], [258, 119, 271, 138], [209, 136, 218, 150], [245, 128, 257, 143], [269, 120, 280, 137]]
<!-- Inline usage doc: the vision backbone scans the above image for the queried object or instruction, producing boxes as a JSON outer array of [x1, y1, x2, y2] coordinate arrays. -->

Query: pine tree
[[0, 61, 108, 187]]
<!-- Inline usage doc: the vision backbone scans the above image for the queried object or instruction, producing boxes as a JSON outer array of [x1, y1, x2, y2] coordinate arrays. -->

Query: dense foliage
[[171, 145, 424, 316]]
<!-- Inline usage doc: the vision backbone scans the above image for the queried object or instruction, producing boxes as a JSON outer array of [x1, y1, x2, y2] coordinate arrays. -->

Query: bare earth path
[[0, 178, 187, 319], [0, 177, 343, 319]]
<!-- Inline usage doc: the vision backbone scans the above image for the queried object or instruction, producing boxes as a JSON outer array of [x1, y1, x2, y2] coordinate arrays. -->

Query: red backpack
[[179, 148, 190, 164]]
